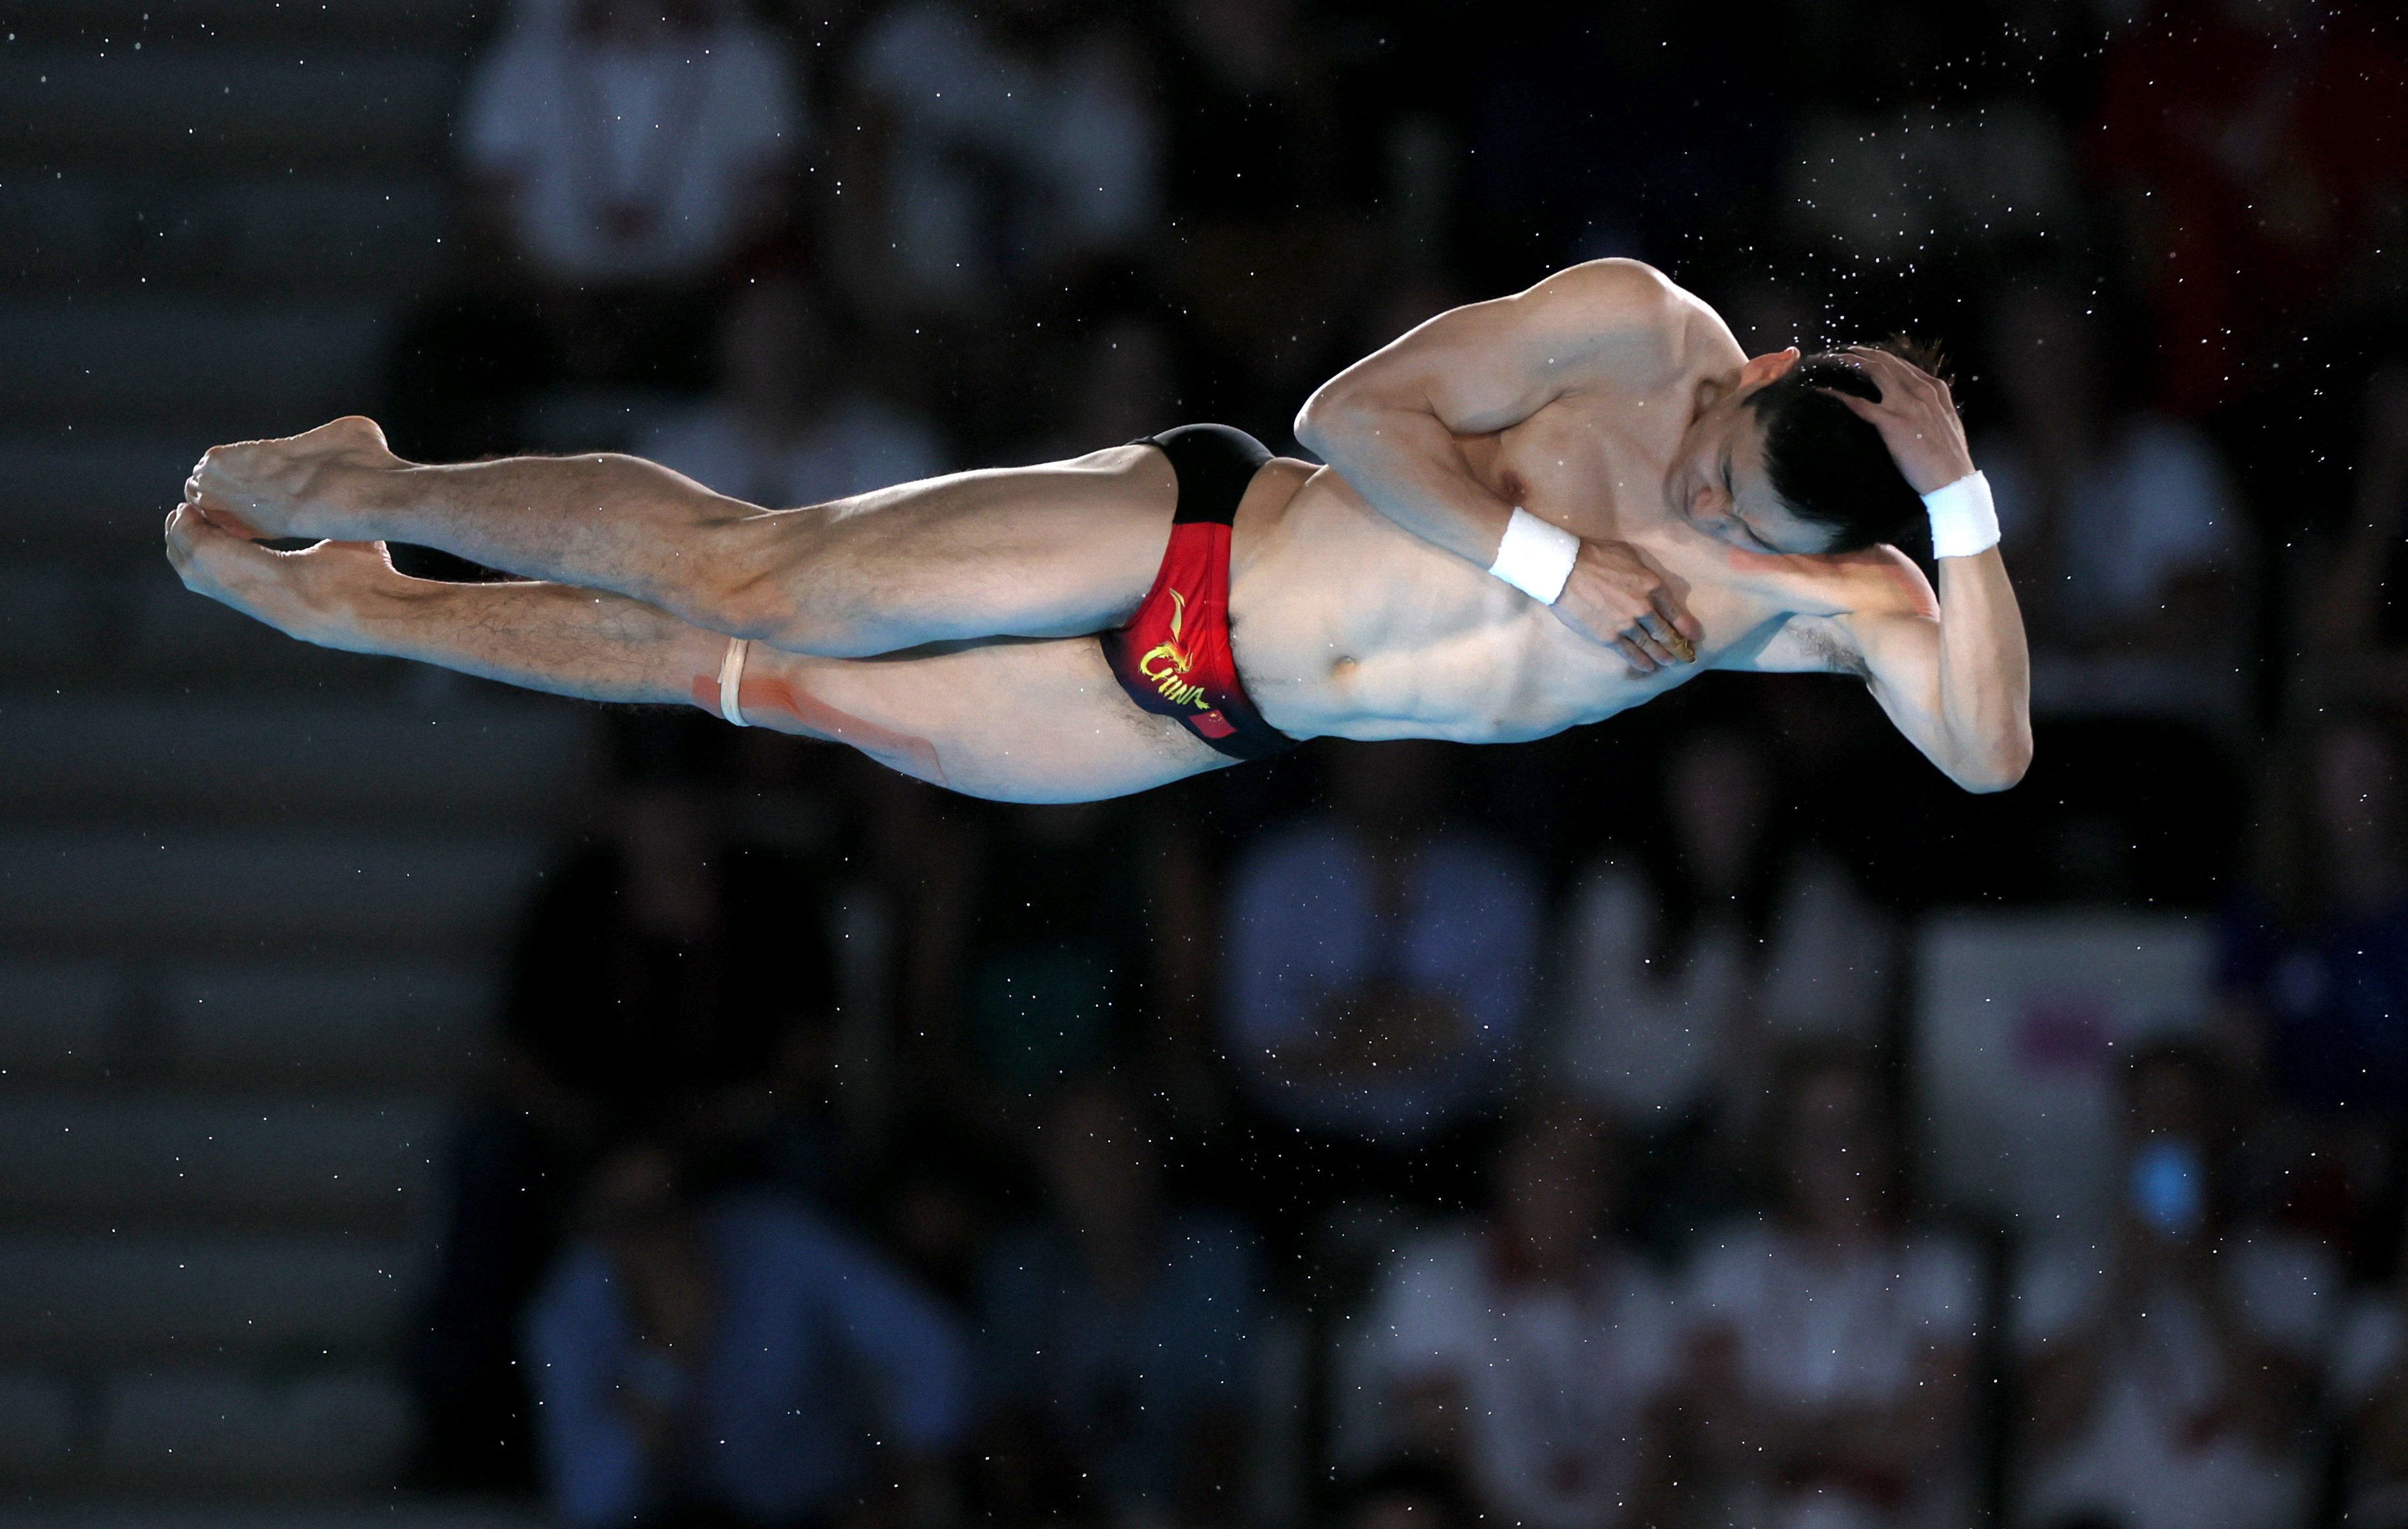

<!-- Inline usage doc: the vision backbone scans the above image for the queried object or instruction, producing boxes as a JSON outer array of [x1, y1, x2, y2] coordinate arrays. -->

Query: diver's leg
[[732, 636, 1228, 802], [166, 505, 1223, 803], [183, 417, 1179, 657]]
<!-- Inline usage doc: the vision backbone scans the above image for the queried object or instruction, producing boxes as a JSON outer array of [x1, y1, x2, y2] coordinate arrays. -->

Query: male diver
[[167, 258, 2031, 801]]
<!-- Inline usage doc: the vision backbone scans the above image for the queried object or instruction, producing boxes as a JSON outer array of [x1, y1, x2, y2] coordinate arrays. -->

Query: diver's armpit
[[1722, 612, 1872, 678]]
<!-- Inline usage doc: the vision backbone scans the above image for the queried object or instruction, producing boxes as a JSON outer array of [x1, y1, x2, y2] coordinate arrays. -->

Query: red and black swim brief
[[1100, 424, 1301, 763]]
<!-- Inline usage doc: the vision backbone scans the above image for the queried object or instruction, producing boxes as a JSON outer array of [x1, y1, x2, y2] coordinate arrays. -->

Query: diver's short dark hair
[[1745, 336, 1947, 554]]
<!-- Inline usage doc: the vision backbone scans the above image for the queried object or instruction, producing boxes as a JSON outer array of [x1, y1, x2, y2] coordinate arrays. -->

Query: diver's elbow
[[1950, 728, 2033, 794], [1292, 386, 1346, 457], [1294, 378, 1390, 461]]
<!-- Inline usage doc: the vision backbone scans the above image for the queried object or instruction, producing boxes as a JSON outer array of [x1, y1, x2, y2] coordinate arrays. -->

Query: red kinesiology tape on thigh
[[689, 671, 948, 785]]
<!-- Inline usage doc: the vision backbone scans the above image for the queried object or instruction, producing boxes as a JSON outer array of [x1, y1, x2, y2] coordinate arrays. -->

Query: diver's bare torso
[[1227, 332, 1924, 745]]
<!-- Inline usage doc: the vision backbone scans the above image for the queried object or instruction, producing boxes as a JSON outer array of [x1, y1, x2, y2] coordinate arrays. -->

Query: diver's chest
[[1463, 401, 1680, 539]]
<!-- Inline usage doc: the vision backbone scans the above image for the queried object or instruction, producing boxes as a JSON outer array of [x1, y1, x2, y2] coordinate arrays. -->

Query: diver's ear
[[1738, 347, 1802, 388], [1696, 349, 1800, 415]]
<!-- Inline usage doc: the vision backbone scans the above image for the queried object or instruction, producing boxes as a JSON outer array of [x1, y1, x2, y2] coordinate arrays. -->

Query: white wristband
[[718, 637, 750, 727], [1923, 471, 1999, 560], [1488, 505, 1580, 604]]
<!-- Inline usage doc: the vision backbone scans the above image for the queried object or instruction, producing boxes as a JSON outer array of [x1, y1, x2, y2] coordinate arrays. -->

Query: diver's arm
[[1293, 259, 1704, 669], [1734, 557, 2029, 793], [1844, 349, 2032, 792], [1736, 347, 2032, 792], [1294, 259, 1680, 563], [1850, 556, 2033, 793]]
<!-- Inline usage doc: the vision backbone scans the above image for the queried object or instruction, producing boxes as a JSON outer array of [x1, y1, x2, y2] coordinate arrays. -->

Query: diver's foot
[[183, 415, 401, 540]]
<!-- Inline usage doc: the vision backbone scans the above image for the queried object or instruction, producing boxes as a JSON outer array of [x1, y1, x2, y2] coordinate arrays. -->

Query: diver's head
[[1672, 339, 1939, 556]]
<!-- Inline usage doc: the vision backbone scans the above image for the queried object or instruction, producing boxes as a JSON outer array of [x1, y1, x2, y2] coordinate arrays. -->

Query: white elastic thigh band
[[1488, 505, 1580, 604], [1923, 471, 2000, 560], [718, 637, 751, 727]]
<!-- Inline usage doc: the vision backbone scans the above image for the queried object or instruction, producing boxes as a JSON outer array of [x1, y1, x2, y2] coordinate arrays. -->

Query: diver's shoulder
[[1521, 261, 1722, 390], [1537, 256, 1679, 294], [1521, 258, 1686, 324], [1550, 262, 1743, 380], [1517, 260, 1738, 353]]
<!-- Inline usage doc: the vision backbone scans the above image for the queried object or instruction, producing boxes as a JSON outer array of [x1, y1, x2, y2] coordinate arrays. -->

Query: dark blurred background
[[3, 1, 2408, 1527]]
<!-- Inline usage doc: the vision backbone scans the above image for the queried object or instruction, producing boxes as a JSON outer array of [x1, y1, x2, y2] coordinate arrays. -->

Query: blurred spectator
[[1682, 1046, 1980, 1529], [390, 0, 803, 459], [525, 1142, 968, 1529], [1979, 283, 2248, 724], [1552, 728, 1893, 1147], [838, 0, 1158, 316], [1221, 741, 1541, 1216], [409, 766, 840, 1490], [2014, 1041, 2334, 1529], [461, 0, 800, 293], [2090, 0, 2408, 416], [2221, 714, 2408, 1122], [1365, 1100, 1682, 1529], [642, 272, 949, 507], [2331, 1209, 2408, 1529], [980, 1074, 1262, 1526], [2296, 362, 2408, 707]]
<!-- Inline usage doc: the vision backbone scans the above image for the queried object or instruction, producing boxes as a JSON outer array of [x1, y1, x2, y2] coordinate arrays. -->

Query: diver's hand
[[1552, 537, 1701, 674], [1827, 347, 1974, 494]]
